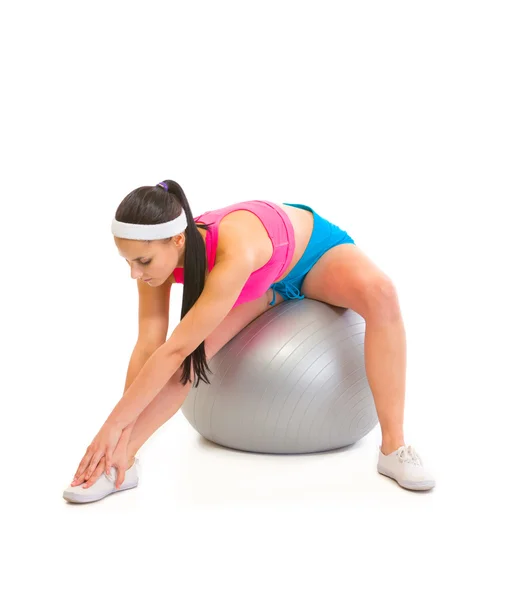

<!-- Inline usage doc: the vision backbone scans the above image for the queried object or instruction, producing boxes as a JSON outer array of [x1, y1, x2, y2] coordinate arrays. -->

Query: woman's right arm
[[123, 345, 161, 394], [121, 277, 173, 433], [120, 345, 159, 434]]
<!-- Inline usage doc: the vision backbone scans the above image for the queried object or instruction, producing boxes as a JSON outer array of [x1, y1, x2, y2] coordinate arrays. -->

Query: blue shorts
[[269, 202, 356, 306]]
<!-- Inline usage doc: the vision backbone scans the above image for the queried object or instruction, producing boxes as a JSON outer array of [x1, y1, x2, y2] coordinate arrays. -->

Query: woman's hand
[[71, 420, 124, 485], [71, 426, 133, 489]]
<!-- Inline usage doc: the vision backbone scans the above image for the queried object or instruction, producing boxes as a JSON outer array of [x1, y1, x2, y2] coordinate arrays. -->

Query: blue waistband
[[268, 203, 315, 306]]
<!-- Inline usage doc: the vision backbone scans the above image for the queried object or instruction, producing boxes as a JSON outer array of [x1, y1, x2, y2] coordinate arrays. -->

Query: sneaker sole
[[377, 466, 435, 491], [63, 480, 139, 503]]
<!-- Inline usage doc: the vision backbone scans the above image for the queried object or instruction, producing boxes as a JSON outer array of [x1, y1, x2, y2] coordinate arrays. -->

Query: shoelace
[[105, 467, 117, 483], [105, 461, 136, 483], [397, 445, 422, 466]]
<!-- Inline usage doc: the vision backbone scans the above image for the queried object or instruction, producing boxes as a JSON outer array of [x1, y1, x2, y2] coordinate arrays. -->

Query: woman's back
[[171, 200, 314, 308]]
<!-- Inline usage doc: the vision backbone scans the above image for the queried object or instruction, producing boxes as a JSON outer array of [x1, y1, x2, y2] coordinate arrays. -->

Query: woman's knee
[[364, 276, 401, 320]]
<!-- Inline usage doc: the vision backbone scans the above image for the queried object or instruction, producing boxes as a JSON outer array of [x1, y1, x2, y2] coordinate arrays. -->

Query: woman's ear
[[172, 233, 185, 248]]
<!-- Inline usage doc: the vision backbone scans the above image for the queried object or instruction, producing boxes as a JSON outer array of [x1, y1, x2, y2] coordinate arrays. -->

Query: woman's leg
[[301, 243, 406, 455], [125, 290, 284, 462]]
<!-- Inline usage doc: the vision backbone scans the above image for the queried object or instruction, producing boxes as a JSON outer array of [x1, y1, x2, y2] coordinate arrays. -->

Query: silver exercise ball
[[181, 299, 378, 454]]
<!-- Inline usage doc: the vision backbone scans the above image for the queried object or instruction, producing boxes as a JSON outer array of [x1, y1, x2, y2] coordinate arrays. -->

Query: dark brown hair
[[114, 180, 214, 387]]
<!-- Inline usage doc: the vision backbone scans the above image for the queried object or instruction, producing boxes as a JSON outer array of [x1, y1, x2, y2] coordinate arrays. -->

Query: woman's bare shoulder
[[216, 212, 263, 265]]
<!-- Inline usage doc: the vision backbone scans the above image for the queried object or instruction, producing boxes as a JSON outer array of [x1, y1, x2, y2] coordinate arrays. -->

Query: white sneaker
[[377, 445, 435, 491], [63, 458, 140, 503]]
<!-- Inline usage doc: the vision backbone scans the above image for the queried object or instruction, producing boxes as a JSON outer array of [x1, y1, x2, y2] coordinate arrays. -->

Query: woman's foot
[[377, 444, 435, 491], [63, 458, 140, 503]]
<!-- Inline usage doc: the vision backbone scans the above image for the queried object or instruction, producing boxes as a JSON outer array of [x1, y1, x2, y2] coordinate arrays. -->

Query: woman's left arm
[[106, 254, 255, 429]]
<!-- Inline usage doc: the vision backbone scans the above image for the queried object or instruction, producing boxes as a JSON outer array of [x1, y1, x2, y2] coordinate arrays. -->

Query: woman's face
[[114, 234, 186, 285]]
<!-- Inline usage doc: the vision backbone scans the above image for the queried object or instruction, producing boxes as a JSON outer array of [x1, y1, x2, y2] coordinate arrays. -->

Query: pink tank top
[[173, 200, 295, 308]]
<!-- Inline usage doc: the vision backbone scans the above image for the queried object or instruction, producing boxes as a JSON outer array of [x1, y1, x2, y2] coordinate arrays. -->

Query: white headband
[[111, 210, 188, 240]]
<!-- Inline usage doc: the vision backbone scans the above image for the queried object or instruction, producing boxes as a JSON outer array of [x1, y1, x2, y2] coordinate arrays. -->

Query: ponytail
[[161, 180, 214, 387]]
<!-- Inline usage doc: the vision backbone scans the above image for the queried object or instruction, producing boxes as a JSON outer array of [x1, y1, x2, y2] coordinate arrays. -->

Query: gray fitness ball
[[181, 298, 378, 454]]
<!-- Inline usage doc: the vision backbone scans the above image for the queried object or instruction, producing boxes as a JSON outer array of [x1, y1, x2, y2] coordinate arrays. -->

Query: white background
[[2, 1, 513, 598]]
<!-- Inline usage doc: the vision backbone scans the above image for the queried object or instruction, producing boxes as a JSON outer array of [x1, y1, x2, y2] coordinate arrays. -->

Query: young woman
[[63, 180, 435, 503]]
